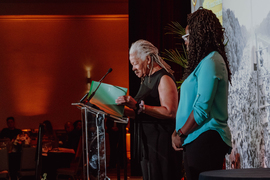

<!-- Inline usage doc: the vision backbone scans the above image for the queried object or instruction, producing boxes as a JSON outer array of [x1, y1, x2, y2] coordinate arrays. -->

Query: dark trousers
[[107, 128, 123, 168], [141, 123, 183, 180], [184, 130, 230, 180]]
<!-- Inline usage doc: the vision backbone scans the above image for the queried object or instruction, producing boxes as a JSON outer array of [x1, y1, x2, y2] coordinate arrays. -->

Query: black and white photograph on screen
[[223, 0, 270, 169]]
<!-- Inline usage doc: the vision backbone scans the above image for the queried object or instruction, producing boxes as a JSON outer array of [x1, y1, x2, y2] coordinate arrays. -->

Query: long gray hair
[[129, 39, 174, 76]]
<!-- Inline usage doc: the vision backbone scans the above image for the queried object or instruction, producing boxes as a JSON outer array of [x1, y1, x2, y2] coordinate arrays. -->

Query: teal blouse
[[176, 51, 232, 147]]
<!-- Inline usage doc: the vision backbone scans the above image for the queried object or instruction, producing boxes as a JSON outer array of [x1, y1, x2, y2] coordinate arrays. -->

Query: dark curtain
[[129, 0, 191, 176]]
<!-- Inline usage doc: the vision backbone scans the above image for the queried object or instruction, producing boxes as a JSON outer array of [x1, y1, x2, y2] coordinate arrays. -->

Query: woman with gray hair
[[116, 39, 182, 180]]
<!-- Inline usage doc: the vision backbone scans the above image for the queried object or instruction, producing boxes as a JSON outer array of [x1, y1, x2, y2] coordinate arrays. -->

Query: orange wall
[[0, 15, 129, 130]]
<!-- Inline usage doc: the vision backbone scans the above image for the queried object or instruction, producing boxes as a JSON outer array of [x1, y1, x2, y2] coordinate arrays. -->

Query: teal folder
[[87, 81, 128, 117]]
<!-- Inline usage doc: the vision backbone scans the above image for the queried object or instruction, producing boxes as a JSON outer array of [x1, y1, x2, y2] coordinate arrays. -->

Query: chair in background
[[35, 123, 44, 180], [56, 137, 82, 180], [0, 147, 9, 180], [18, 147, 36, 180]]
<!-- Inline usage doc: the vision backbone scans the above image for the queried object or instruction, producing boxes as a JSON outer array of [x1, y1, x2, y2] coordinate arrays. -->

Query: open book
[[87, 81, 128, 118]]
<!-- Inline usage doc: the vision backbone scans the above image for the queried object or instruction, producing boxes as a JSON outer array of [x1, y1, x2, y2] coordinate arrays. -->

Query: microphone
[[79, 68, 113, 103], [98, 68, 112, 83], [86, 68, 113, 102]]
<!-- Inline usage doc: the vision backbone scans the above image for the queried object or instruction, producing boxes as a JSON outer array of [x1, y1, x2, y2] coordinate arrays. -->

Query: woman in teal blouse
[[172, 8, 232, 180]]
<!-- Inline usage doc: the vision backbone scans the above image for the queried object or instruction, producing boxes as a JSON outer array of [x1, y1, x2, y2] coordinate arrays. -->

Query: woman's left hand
[[172, 130, 183, 151], [115, 95, 137, 110]]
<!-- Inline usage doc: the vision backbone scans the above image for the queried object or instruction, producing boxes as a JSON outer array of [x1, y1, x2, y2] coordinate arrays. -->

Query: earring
[[147, 64, 150, 69]]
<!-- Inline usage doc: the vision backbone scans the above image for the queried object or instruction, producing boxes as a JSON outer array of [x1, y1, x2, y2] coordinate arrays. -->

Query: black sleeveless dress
[[134, 69, 182, 180]]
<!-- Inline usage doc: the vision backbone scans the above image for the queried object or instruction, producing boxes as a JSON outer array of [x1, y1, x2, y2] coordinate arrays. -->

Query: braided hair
[[183, 7, 231, 83]]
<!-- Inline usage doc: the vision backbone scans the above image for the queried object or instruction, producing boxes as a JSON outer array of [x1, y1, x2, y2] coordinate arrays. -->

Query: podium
[[72, 103, 128, 180]]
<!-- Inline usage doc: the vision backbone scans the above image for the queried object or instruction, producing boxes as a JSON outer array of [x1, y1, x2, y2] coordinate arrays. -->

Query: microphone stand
[[86, 82, 101, 102], [79, 68, 112, 104], [79, 92, 89, 103]]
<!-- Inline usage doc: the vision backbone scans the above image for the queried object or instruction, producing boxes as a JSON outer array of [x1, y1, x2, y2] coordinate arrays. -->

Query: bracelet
[[176, 129, 188, 138], [179, 129, 184, 135], [137, 100, 145, 114], [142, 103, 145, 113]]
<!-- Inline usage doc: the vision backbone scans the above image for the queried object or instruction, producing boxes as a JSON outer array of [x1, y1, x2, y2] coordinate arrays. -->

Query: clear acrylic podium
[[72, 102, 128, 180]]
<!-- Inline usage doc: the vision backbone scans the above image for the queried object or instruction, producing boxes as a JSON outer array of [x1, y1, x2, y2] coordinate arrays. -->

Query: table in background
[[42, 147, 75, 180], [199, 168, 270, 180]]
